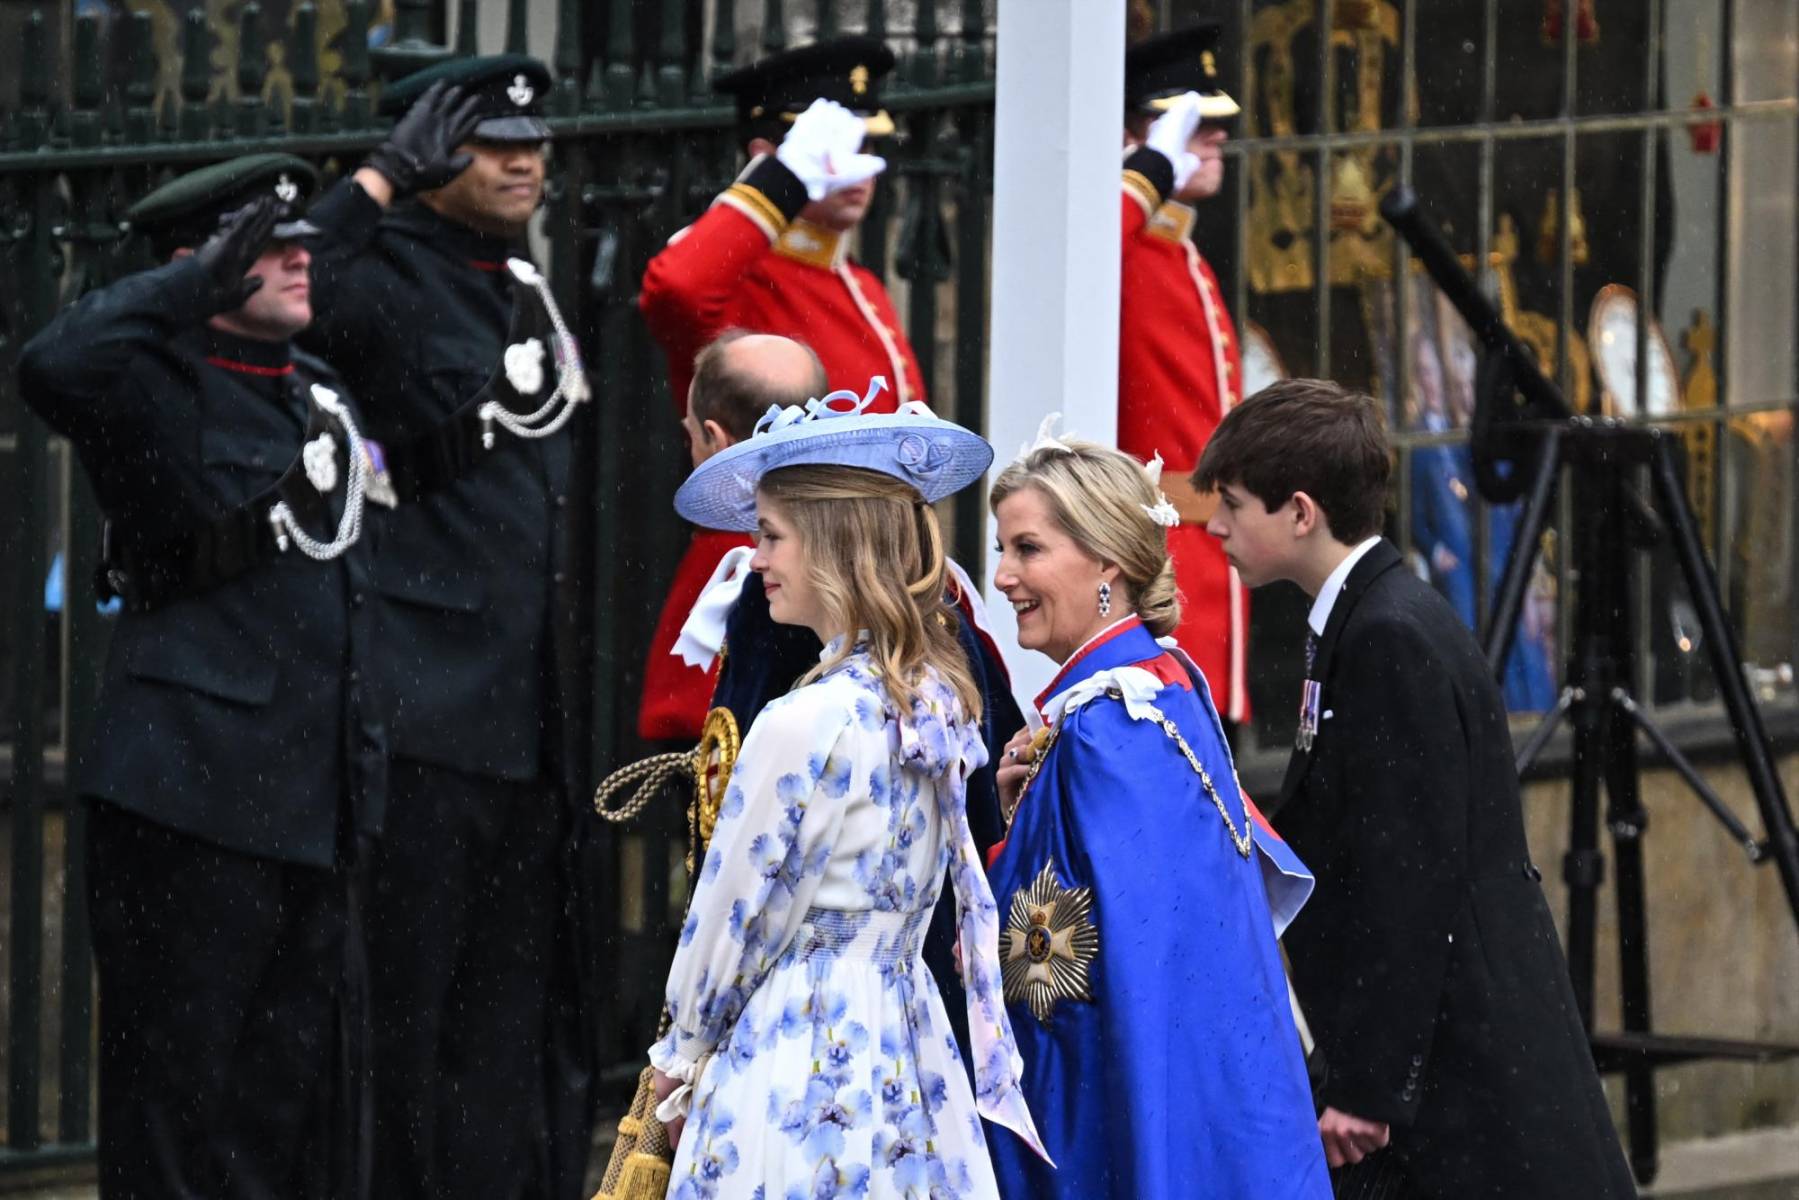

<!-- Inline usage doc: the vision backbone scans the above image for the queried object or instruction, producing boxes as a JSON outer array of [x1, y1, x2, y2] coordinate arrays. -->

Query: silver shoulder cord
[[479, 259, 593, 446], [267, 385, 368, 561]]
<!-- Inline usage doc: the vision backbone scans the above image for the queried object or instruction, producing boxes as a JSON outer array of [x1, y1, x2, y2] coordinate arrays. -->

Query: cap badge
[[302, 432, 339, 494], [1202, 50, 1217, 78], [850, 64, 869, 96], [274, 173, 299, 203], [507, 74, 535, 107]]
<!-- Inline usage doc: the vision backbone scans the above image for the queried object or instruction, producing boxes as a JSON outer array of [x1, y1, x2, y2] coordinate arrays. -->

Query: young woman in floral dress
[[649, 400, 1046, 1199]]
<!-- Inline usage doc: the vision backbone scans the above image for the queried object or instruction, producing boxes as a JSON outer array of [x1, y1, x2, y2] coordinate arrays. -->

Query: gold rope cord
[[588, 708, 741, 1198], [592, 751, 694, 825]]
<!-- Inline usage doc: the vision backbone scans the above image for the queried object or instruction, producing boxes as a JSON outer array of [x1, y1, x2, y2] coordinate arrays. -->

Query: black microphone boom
[[1379, 187, 1570, 424]]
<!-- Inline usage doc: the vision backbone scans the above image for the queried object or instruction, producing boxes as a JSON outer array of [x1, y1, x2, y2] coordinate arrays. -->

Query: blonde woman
[[649, 397, 1045, 1198], [982, 420, 1328, 1199]]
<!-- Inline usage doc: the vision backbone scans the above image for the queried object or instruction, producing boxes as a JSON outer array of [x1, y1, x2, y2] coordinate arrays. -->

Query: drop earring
[[1098, 580, 1113, 618]]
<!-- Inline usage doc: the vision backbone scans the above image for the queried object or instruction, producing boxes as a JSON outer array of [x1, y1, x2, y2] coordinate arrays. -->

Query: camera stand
[[1383, 190, 1799, 1186]]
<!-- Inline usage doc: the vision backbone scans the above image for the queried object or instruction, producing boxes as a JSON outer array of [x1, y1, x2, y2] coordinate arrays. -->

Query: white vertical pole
[[983, 0, 1125, 710]]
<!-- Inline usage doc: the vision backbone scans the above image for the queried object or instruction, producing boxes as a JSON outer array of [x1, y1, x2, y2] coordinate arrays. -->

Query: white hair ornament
[[1014, 412, 1077, 463], [1139, 450, 1182, 527]]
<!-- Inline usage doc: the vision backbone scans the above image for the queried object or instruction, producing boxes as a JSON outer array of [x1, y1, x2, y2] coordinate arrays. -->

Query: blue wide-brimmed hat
[[674, 377, 995, 533]]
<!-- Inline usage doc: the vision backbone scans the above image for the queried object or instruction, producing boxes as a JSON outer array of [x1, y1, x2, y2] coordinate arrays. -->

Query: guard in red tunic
[[637, 37, 926, 740], [1117, 26, 1251, 727]]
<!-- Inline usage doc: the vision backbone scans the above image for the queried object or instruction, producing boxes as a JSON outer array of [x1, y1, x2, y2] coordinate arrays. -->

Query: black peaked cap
[[1125, 23, 1238, 120], [713, 36, 897, 137], [381, 53, 553, 142], [126, 153, 320, 249]]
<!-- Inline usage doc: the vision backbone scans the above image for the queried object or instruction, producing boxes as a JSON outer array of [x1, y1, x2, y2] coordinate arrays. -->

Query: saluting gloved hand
[[775, 98, 887, 202], [1144, 91, 1206, 193], [364, 81, 486, 198], [195, 195, 282, 313]]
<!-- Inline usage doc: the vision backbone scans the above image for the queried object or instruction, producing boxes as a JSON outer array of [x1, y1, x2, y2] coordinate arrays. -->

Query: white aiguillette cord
[[479, 258, 593, 446], [267, 385, 368, 561]]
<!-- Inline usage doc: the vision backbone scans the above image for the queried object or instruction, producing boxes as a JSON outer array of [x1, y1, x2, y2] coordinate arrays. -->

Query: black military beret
[[126, 153, 319, 250], [713, 36, 897, 139], [381, 53, 552, 142], [1125, 23, 1239, 122]]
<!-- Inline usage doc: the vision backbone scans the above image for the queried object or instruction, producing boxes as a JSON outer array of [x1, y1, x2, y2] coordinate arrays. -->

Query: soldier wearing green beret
[[298, 55, 594, 1200], [18, 154, 386, 1199]]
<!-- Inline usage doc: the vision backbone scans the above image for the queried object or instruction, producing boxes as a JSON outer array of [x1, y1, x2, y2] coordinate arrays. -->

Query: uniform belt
[[383, 403, 489, 503], [98, 401, 350, 613]]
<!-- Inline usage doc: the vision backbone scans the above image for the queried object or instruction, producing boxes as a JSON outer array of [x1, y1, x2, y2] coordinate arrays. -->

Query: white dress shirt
[[1306, 536, 1384, 637]]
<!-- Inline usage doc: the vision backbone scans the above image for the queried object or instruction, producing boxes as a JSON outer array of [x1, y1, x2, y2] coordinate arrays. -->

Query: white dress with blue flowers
[[650, 647, 1044, 1200]]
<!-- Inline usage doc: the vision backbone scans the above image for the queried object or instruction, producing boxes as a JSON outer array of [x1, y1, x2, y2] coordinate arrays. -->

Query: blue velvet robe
[[986, 619, 1330, 1199]]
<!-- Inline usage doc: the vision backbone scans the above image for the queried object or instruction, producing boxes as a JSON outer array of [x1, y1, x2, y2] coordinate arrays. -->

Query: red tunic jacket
[[636, 156, 927, 739], [1119, 150, 1250, 722]]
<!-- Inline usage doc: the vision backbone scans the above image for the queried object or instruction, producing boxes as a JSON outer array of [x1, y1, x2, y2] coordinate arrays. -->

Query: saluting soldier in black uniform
[[18, 155, 384, 1200], [299, 55, 592, 1200]]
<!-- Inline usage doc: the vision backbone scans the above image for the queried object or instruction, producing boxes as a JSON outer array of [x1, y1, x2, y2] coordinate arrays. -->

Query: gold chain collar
[[1005, 688, 1253, 858]]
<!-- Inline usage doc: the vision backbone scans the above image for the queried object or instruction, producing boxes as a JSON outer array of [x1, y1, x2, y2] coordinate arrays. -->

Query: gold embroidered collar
[[773, 219, 849, 270], [1146, 201, 1197, 245]]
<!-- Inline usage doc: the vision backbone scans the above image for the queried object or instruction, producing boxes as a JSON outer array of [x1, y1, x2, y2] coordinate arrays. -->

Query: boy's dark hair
[[1193, 378, 1391, 542], [690, 329, 826, 441]]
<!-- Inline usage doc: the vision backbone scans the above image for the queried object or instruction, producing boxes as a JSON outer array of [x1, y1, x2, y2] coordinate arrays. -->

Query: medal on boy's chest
[[1297, 678, 1322, 751], [1296, 632, 1321, 752]]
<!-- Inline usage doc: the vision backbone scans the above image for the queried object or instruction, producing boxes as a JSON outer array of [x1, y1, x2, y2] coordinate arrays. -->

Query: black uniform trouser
[[88, 799, 349, 1200], [367, 758, 566, 1200]]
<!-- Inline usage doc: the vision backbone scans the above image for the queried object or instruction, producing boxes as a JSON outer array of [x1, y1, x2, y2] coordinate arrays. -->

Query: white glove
[[776, 98, 888, 202], [1144, 91, 1205, 192]]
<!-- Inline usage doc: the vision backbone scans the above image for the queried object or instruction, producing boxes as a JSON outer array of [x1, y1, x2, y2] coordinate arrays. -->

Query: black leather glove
[[194, 196, 282, 313], [364, 81, 485, 198]]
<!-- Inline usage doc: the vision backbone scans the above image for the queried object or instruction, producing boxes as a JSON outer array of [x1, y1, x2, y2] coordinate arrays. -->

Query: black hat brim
[[1140, 90, 1241, 122], [272, 217, 321, 240], [475, 115, 552, 142], [776, 108, 895, 137]]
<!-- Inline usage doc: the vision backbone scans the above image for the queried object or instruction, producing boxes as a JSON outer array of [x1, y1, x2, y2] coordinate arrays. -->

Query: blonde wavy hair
[[756, 464, 982, 721], [988, 439, 1181, 638]]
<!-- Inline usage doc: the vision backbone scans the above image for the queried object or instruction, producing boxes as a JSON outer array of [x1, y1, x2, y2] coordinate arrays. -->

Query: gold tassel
[[590, 1065, 675, 1200]]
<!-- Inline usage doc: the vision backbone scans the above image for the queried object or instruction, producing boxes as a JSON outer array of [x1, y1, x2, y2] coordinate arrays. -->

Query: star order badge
[[1002, 858, 1099, 1025]]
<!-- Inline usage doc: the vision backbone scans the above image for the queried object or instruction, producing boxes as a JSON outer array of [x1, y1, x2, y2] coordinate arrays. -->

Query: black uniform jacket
[[300, 180, 581, 795], [1275, 539, 1634, 1198], [18, 258, 384, 868]]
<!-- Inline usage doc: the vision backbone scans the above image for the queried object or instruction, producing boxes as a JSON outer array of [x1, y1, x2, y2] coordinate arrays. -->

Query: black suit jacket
[[19, 260, 384, 868], [1276, 540, 1633, 1198], [301, 180, 582, 797]]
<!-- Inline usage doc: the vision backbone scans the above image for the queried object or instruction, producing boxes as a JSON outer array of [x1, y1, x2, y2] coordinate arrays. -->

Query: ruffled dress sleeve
[[905, 685, 1050, 1164], [648, 686, 855, 1107]]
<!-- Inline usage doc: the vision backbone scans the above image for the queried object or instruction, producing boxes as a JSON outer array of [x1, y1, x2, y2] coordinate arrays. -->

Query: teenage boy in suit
[[1194, 378, 1633, 1199]]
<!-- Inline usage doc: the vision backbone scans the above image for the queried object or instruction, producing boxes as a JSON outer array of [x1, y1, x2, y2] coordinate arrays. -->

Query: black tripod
[[1382, 189, 1799, 1185]]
